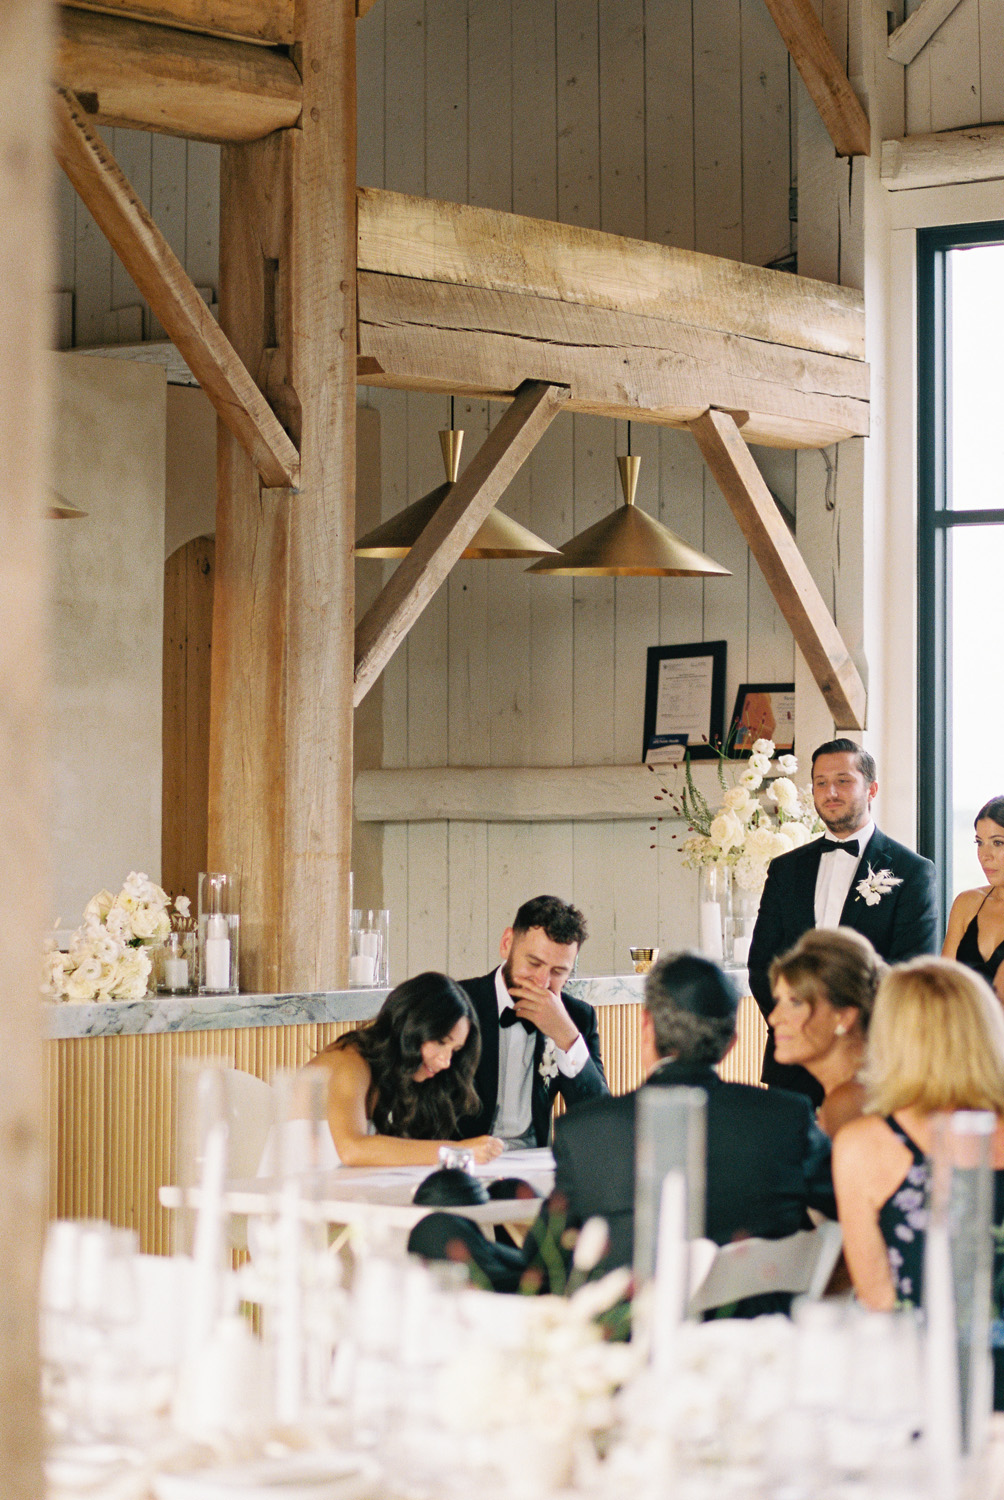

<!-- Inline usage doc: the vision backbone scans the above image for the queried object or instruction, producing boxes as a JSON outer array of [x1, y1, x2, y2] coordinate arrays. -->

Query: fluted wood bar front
[[46, 976, 766, 1255]]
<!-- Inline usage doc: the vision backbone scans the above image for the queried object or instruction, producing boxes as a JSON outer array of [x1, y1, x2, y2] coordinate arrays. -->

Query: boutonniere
[[539, 1037, 559, 1081], [855, 864, 903, 907]]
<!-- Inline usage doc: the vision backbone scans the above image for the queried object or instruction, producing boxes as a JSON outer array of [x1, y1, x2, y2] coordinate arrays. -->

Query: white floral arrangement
[[43, 873, 190, 1003], [676, 737, 823, 894]]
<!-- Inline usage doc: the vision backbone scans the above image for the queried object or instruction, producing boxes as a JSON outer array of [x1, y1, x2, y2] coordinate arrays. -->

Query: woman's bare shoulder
[[950, 886, 991, 924], [833, 1111, 892, 1162], [307, 1044, 370, 1087], [819, 1079, 866, 1138]]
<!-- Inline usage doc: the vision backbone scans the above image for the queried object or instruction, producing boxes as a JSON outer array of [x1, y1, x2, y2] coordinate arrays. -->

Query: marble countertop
[[44, 968, 748, 1040]]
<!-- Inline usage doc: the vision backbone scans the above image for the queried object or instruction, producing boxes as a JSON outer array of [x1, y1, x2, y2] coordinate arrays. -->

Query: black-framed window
[[917, 220, 1004, 921]]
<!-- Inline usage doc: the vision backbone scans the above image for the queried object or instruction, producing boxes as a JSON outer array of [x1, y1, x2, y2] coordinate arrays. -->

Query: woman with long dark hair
[[943, 794, 1004, 1003], [310, 972, 503, 1166]]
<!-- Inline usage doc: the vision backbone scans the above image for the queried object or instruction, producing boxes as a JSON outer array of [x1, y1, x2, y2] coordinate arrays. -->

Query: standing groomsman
[[749, 739, 938, 1102], [457, 895, 608, 1147]]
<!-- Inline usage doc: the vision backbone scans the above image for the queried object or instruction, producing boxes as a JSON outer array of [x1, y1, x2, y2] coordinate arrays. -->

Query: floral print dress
[[878, 1113, 1004, 1410]]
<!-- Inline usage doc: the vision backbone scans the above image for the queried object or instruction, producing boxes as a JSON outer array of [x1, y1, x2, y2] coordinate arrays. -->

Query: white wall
[[50, 354, 166, 929]]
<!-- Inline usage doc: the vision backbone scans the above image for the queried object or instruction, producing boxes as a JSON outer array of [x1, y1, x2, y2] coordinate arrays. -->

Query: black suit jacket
[[543, 1059, 836, 1276], [458, 970, 608, 1146], [748, 826, 939, 1095]]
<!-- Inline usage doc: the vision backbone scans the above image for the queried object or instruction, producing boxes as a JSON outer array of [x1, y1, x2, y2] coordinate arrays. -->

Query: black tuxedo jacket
[[457, 970, 608, 1146], [544, 1059, 836, 1276], [748, 826, 938, 1095]]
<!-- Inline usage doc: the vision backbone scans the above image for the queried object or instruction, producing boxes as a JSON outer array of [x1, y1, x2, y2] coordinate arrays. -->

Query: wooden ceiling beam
[[63, 0, 295, 46], [354, 380, 569, 706], [881, 124, 1004, 190], [56, 7, 302, 142], [690, 407, 867, 730], [54, 89, 299, 489], [357, 271, 869, 450], [358, 187, 865, 362], [762, 0, 871, 158]]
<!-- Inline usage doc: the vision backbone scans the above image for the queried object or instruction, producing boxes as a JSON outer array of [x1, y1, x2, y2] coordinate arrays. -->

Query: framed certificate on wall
[[642, 641, 727, 763]]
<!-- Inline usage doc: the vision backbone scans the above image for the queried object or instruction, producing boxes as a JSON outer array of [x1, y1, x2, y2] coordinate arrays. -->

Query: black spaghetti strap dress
[[956, 892, 1004, 987]]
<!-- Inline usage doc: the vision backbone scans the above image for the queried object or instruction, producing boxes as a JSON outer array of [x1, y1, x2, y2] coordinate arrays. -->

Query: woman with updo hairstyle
[[308, 972, 503, 1166], [768, 928, 884, 1136], [943, 794, 1004, 1003], [834, 958, 1004, 1407]]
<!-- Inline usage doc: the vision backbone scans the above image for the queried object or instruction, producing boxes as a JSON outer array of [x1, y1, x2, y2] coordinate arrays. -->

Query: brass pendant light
[[355, 403, 559, 560], [47, 490, 87, 520], [526, 430, 730, 578]]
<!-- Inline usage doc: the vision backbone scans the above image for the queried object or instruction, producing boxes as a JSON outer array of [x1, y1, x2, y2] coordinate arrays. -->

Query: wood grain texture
[[763, 0, 871, 156], [0, 0, 50, 1489], [887, 0, 967, 63], [355, 763, 689, 823], [881, 122, 1004, 188], [354, 381, 570, 705], [162, 537, 214, 905], [356, 270, 870, 450], [690, 407, 867, 729], [356, 187, 866, 360], [56, 6, 302, 141], [54, 91, 300, 486], [64, 0, 295, 46]]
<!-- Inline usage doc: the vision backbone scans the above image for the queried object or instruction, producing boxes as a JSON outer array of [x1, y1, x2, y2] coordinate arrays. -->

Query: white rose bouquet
[[43, 873, 188, 1003], [677, 738, 822, 894]]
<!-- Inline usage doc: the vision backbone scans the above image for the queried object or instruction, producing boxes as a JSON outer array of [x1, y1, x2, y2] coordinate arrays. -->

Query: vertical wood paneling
[[740, 0, 792, 268], [644, 0, 695, 249], [693, 0, 743, 259]]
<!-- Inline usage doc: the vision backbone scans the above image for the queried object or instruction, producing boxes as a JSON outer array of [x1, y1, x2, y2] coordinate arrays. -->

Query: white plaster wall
[[49, 354, 166, 928], [165, 384, 216, 558]]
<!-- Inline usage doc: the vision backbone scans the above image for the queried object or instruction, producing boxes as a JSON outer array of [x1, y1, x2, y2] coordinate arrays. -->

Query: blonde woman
[[768, 929, 883, 1137], [834, 958, 1004, 1406]]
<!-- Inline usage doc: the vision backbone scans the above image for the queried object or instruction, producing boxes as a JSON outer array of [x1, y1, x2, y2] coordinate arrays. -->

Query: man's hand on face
[[506, 974, 580, 1052], [500, 925, 581, 1053]]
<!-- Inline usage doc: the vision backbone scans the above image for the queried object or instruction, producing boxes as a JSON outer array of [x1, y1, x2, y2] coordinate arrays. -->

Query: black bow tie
[[499, 1006, 535, 1035], [819, 837, 860, 857]]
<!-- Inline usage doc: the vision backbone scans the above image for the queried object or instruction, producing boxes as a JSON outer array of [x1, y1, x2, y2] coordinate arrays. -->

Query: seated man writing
[[410, 952, 835, 1290]]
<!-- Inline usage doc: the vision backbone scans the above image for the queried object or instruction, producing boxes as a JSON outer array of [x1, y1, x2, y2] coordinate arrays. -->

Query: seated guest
[[833, 958, 1004, 1406], [410, 952, 835, 1290], [457, 895, 607, 1149], [305, 973, 504, 1167], [769, 929, 884, 1136], [942, 795, 1004, 1003]]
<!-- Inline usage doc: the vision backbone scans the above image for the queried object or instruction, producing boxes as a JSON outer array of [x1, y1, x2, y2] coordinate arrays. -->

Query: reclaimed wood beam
[[881, 124, 1004, 190], [354, 380, 569, 706], [762, 0, 871, 157], [690, 408, 866, 729], [0, 1, 49, 1494], [887, 0, 966, 65], [210, 0, 357, 991], [358, 187, 866, 361], [357, 272, 869, 450], [54, 89, 300, 488], [56, 7, 302, 141], [63, 0, 295, 45]]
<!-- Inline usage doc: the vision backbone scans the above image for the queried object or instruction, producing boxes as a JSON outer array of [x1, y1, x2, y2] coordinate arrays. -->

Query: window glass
[[948, 523, 1004, 896], [948, 245, 1004, 510]]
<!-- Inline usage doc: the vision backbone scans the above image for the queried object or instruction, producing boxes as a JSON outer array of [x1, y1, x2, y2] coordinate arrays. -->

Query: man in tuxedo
[[457, 894, 608, 1149], [409, 952, 835, 1290], [749, 737, 938, 1101]]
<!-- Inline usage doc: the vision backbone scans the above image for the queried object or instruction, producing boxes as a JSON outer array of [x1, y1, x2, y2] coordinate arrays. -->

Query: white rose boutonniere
[[539, 1037, 559, 1082], [855, 865, 903, 907]]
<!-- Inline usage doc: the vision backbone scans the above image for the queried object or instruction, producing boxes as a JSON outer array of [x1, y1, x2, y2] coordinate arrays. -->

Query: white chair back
[[216, 1069, 275, 1251], [688, 1221, 843, 1316]]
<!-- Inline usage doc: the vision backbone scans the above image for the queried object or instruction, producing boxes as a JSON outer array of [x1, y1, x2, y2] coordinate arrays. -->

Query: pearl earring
[[834, 1023, 846, 1036]]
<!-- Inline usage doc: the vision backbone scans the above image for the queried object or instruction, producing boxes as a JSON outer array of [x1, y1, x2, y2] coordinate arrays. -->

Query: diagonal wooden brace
[[690, 407, 867, 730], [354, 379, 569, 706], [761, 0, 870, 158], [52, 87, 300, 490]]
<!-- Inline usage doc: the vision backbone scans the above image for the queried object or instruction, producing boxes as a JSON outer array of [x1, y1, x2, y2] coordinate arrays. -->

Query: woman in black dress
[[943, 795, 1004, 1003]]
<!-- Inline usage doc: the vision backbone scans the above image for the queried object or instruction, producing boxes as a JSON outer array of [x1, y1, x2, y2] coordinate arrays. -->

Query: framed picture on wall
[[642, 642, 727, 763], [729, 682, 795, 755]]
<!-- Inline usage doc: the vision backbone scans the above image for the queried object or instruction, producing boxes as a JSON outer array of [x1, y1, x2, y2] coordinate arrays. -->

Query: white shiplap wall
[[904, 0, 1004, 134], [355, 0, 805, 980]]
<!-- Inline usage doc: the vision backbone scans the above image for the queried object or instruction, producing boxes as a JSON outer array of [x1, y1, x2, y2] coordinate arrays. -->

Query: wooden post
[[0, 1, 50, 1494], [210, 0, 355, 991]]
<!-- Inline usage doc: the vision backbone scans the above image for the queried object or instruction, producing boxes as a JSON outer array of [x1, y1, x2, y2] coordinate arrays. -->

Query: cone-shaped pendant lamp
[[526, 452, 730, 577], [47, 489, 87, 520], [355, 426, 559, 560]]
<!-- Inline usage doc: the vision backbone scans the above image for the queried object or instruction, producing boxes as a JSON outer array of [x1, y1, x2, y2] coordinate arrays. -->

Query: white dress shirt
[[492, 965, 588, 1142], [814, 818, 874, 929]]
